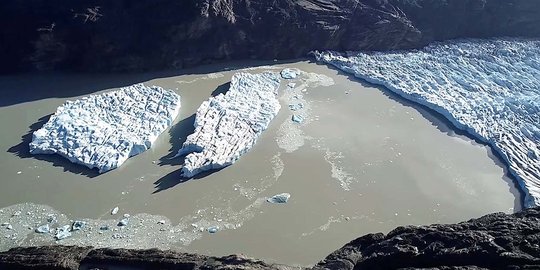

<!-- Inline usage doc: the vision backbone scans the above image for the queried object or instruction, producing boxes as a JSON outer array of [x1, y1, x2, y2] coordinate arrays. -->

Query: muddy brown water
[[0, 60, 520, 266]]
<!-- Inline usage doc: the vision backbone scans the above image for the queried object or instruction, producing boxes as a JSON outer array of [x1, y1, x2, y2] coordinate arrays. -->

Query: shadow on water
[[7, 114, 100, 178], [211, 82, 230, 97], [153, 167, 225, 194], [310, 59, 525, 211], [0, 58, 300, 107]]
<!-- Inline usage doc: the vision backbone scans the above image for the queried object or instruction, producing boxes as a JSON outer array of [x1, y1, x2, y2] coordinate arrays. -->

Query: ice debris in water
[[207, 226, 219, 233], [267, 193, 291, 204], [35, 224, 50, 233], [292, 115, 304, 123], [315, 38, 540, 207], [111, 207, 119, 215], [29, 83, 181, 173], [118, 218, 129, 227], [72, 221, 86, 231], [177, 72, 281, 178], [55, 225, 72, 240], [280, 68, 300, 79]]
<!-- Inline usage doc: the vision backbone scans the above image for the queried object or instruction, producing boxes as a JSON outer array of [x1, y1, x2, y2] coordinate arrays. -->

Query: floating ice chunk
[[207, 226, 219, 233], [99, 225, 109, 231], [29, 83, 181, 173], [55, 225, 71, 240], [72, 221, 86, 231], [292, 115, 304, 123], [315, 38, 540, 207], [35, 224, 50, 233], [178, 72, 281, 178], [289, 103, 304, 111], [288, 82, 296, 88], [267, 193, 291, 204], [118, 218, 129, 226], [280, 68, 300, 79], [111, 207, 119, 215]]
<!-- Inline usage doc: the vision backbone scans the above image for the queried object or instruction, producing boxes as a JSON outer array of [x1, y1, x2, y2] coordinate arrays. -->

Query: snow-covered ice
[[315, 39, 540, 207], [280, 68, 300, 79], [29, 83, 181, 173], [178, 72, 281, 178]]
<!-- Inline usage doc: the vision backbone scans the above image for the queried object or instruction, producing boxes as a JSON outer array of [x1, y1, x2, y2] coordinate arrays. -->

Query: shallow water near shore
[[0, 60, 520, 266]]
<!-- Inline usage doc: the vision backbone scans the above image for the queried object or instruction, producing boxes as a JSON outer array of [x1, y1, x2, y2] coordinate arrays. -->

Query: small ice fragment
[[6, 224, 13, 230], [158, 220, 166, 225], [118, 218, 129, 227], [345, 217, 350, 221], [123, 214, 130, 218], [191, 224, 198, 228], [292, 115, 304, 123], [72, 221, 86, 231], [280, 68, 299, 79], [208, 226, 219, 233], [267, 193, 291, 204], [55, 225, 72, 240], [36, 224, 50, 233], [288, 103, 304, 111], [1, 223, 8, 226], [12, 211, 21, 217], [111, 207, 119, 215], [100, 225, 109, 231], [288, 82, 296, 88], [17, 171, 22, 175]]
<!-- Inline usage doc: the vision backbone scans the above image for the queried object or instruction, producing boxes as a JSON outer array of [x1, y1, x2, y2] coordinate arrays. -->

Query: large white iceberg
[[30, 83, 181, 173], [178, 72, 281, 178], [315, 39, 540, 208]]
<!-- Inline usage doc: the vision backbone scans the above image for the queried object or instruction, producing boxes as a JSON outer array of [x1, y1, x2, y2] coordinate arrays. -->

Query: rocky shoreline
[[2, 0, 539, 73], [1, 208, 539, 269]]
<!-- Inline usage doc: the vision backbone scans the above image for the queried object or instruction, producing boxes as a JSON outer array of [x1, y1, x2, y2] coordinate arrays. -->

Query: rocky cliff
[[1, 0, 539, 73], [1, 208, 539, 269]]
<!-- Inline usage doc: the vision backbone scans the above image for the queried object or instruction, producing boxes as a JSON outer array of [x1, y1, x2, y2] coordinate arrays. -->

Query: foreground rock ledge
[[1, 208, 539, 269]]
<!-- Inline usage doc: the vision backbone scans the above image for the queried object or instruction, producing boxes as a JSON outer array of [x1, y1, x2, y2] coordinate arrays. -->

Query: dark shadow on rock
[[312, 59, 526, 209], [7, 114, 100, 178], [211, 82, 230, 97], [153, 167, 225, 194], [159, 114, 196, 166]]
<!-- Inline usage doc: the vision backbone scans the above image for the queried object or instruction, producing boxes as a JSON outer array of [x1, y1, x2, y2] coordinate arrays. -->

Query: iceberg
[[280, 68, 300, 79], [29, 83, 181, 173], [315, 39, 540, 208], [178, 72, 281, 178]]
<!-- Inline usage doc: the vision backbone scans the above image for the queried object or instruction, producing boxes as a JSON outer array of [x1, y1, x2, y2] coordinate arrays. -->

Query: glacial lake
[[0, 60, 520, 266]]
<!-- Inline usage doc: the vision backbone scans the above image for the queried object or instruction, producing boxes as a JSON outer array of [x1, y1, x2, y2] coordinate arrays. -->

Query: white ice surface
[[178, 72, 281, 178], [315, 39, 540, 207], [30, 83, 181, 173]]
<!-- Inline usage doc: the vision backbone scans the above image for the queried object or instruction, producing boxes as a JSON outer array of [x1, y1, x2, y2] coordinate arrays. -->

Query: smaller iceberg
[[267, 193, 291, 204], [29, 83, 181, 173], [280, 68, 300, 79], [178, 72, 281, 178]]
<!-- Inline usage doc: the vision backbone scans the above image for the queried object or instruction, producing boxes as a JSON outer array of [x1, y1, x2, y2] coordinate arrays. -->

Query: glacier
[[178, 72, 281, 178], [29, 83, 181, 173], [315, 39, 540, 208]]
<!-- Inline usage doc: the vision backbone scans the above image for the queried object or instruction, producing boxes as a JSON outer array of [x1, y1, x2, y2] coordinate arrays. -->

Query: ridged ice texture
[[29, 84, 181, 173], [178, 72, 281, 178], [315, 39, 540, 208]]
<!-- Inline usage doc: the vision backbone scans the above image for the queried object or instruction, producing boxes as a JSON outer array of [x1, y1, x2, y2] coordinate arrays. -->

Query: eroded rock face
[[315, 208, 540, 270], [1, 208, 539, 269], [178, 72, 280, 178], [29, 84, 181, 173], [1, 0, 539, 72]]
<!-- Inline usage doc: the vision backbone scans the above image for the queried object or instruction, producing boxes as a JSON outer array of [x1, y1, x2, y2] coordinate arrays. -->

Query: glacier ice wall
[[315, 39, 540, 208], [30, 83, 181, 173], [178, 72, 281, 178]]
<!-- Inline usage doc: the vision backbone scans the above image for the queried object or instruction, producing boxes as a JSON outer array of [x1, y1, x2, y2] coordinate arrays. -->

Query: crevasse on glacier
[[178, 72, 281, 178], [315, 39, 540, 208], [30, 83, 181, 173]]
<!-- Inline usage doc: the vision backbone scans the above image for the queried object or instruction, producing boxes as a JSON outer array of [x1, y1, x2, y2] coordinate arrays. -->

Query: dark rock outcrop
[[1, 208, 540, 269], [1, 0, 539, 73], [315, 207, 540, 270]]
